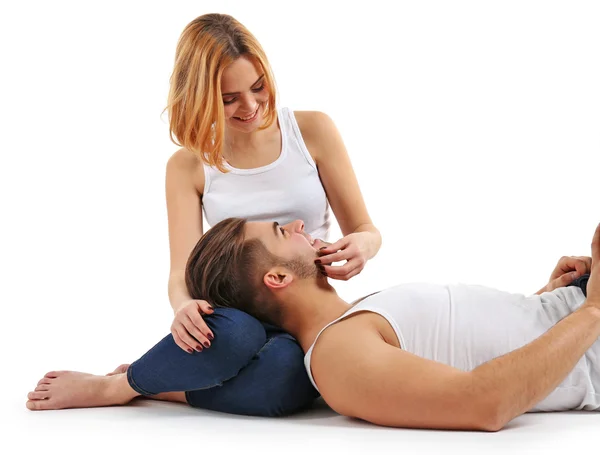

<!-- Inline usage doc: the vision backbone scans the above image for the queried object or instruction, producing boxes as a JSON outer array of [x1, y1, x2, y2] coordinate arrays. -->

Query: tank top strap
[[278, 107, 318, 171]]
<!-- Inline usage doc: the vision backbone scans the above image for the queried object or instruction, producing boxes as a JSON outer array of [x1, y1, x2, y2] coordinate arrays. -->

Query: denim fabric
[[127, 307, 319, 417], [568, 273, 589, 297]]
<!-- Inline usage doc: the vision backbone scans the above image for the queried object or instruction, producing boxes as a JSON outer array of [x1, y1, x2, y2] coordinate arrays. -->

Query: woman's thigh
[[127, 308, 267, 395]]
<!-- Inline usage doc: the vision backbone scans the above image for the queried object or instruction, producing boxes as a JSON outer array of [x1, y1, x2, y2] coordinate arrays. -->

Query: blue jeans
[[126, 308, 319, 417]]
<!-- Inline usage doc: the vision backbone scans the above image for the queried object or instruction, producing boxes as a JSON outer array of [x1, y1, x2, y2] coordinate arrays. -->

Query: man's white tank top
[[305, 283, 600, 412], [201, 107, 331, 240]]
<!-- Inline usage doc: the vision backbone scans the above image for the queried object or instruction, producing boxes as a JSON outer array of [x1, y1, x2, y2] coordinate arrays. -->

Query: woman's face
[[220, 56, 270, 133]]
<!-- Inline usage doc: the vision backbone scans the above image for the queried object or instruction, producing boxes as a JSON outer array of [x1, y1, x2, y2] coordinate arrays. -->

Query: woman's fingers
[[175, 325, 204, 353], [182, 316, 211, 349], [188, 310, 214, 340], [318, 238, 347, 256], [198, 300, 215, 315], [323, 261, 363, 281], [316, 247, 355, 266], [172, 330, 196, 353], [170, 300, 217, 353]]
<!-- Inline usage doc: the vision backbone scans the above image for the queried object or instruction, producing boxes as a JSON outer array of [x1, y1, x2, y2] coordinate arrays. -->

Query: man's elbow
[[469, 394, 509, 432]]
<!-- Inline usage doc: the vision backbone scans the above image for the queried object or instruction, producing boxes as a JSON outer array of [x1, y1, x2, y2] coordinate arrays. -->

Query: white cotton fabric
[[304, 283, 599, 412], [202, 107, 331, 241]]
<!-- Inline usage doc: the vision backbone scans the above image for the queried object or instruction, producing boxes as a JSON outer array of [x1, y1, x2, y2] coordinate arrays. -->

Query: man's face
[[244, 220, 328, 279]]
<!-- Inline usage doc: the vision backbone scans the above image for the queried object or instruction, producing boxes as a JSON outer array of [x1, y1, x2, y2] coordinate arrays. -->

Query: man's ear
[[264, 268, 294, 290]]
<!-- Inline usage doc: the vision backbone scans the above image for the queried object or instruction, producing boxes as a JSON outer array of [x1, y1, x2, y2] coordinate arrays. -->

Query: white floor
[[5, 389, 599, 455]]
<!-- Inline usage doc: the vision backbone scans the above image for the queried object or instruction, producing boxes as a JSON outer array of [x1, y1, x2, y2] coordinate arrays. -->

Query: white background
[[1, 0, 599, 454]]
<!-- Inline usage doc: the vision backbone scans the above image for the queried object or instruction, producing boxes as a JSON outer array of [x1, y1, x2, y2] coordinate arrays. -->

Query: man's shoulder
[[309, 313, 393, 413]]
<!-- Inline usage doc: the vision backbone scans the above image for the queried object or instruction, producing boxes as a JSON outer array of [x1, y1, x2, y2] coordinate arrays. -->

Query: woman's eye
[[223, 98, 236, 105], [280, 227, 286, 236], [252, 85, 265, 92]]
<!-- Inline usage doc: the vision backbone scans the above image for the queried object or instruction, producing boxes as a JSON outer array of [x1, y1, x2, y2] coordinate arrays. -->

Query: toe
[[35, 385, 49, 392], [37, 378, 52, 386], [28, 391, 49, 400], [26, 399, 51, 410], [26, 400, 39, 410], [45, 370, 69, 378]]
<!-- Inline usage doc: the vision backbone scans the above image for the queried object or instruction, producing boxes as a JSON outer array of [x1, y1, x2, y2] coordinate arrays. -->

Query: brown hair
[[166, 13, 277, 172], [184, 217, 283, 326]]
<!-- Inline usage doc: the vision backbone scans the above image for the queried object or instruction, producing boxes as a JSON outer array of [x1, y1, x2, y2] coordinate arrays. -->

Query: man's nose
[[283, 220, 305, 233]]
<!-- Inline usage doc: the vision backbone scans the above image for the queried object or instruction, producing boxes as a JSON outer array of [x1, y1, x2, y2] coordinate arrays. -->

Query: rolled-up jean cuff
[[183, 391, 194, 404], [127, 365, 155, 396]]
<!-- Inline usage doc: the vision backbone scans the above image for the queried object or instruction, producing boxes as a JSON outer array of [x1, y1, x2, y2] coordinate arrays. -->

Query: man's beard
[[282, 256, 320, 279]]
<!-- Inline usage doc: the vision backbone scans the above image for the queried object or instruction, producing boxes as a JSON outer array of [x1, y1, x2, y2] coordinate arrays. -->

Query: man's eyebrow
[[272, 221, 280, 238], [222, 75, 265, 96]]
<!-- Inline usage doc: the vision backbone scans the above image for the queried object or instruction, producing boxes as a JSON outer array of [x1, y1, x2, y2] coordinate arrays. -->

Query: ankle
[[104, 373, 139, 404]]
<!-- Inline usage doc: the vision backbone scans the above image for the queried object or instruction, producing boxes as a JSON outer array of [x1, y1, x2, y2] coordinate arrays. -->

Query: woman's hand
[[171, 299, 215, 353], [536, 255, 592, 295], [315, 232, 373, 281]]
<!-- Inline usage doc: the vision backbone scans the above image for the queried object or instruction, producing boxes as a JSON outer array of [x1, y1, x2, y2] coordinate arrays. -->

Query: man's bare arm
[[312, 305, 600, 431], [312, 225, 600, 431]]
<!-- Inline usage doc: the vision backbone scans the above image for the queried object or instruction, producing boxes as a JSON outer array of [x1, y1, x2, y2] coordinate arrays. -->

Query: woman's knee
[[203, 307, 267, 368]]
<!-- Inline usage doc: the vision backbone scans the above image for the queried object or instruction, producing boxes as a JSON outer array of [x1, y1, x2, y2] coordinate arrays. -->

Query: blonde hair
[[166, 13, 277, 172]]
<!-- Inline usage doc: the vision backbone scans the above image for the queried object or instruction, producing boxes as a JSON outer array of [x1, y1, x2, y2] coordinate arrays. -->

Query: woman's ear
[[264, 269, 294, 290]]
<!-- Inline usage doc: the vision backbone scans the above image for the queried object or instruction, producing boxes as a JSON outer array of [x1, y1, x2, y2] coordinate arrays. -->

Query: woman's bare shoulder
[[293, 111, 336, 163], [293, 110, 333, 137], [166, 148, 206, 195]]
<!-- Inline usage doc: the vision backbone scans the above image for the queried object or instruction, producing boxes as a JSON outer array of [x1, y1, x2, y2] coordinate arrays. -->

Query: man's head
[[185, 217, 327, 326]]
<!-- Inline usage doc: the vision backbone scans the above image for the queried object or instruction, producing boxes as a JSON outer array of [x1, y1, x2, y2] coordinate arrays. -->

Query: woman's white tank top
[[201, 107, 331, 240]]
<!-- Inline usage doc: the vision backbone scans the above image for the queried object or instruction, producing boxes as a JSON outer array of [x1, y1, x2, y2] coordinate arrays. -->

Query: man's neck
[[279, 280, 352, 353]]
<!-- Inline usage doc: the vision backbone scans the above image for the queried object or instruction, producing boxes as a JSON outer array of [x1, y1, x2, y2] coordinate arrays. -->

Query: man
[[26, 218, 598, 433], [183, 218, 598, 431]]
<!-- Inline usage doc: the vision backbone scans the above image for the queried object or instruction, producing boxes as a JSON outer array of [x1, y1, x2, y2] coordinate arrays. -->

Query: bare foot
[[26, 371, 139, 411], [106, 363, 130, 376]]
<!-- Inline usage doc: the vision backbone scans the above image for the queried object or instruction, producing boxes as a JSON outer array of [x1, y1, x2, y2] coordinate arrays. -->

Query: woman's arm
[[165, 148, 206, 312], [296, 111, 382, 278], [165, 149, 215, 353]]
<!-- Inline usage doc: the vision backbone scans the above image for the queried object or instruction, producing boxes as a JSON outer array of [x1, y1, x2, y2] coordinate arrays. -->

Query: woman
[[36, 12, 380, 417]]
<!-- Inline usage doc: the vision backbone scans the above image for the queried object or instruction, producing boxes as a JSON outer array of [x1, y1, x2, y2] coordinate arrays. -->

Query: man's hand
[[583, 224, 600, 308], [536, 255, 592, 295]]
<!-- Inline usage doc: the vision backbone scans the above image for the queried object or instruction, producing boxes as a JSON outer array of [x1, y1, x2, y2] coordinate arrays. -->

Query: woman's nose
[[240, 93, 258, 111]]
